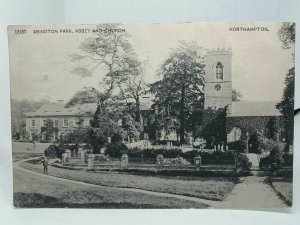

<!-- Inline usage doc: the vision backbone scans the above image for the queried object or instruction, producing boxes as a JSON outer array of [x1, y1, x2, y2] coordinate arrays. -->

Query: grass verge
[[20, 159, 237, 201], [269, 176, 293, 206]]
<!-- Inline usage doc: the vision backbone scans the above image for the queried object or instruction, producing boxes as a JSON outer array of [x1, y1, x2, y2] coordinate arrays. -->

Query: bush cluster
[[259, 146, 292, 170], [44, 144, 65, 159], [104, 143, 235, 164], [282, 153, 293, 166], [235, 154, 252, 176], [105, 142, 128, 157]]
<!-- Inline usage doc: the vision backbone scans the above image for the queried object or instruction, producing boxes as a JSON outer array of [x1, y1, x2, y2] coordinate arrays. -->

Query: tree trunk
[[136, 96, 143, 127], [179, 84, 186, 145]]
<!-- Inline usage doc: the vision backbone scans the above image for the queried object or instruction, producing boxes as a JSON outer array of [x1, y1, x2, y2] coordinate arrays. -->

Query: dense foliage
[[104, 142, 128, 157], [276, 67, 295, 150], [104, 145, 235, 165], [276, 22, 295, 151], [202, 107, 227, 148], [150, 41, 205, 144], [235, 154, 252, 176]]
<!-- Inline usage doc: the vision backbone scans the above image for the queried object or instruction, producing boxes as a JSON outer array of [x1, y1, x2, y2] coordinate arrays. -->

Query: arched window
[[215, 62, 223, 80]]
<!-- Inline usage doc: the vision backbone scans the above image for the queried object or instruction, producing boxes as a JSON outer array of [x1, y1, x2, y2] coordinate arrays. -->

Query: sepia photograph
[[8, 22, 295, 209]]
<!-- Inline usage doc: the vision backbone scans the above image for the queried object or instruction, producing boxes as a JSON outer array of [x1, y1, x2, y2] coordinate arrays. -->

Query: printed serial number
[[15, 29, 26, 34]]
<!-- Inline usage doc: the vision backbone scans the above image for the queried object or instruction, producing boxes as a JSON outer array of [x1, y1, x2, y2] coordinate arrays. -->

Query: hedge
[[106, 145, 235, 165]]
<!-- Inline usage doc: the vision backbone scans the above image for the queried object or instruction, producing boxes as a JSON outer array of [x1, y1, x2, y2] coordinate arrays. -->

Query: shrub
[[94, 154, 109, 162], [105, 142, 128, 158], [227, 141, 246, 152], [44, 144, 65, 159], [123, 148, 235, 165], [259, 157, 270, 170], [236, 154, 252, 176], [269, 146, 284, 171], [111, 133, 123, 144], [257, 136, 276, 152], [282, 153, 293, 166], [164, 157, 191, 166]]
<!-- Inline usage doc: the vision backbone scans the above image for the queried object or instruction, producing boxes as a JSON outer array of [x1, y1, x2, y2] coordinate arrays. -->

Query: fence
[[61, 150, 237, 173]]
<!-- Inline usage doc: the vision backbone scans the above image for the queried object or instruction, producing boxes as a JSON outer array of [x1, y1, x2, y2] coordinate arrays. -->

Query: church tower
[[204, 48, 232, 110]]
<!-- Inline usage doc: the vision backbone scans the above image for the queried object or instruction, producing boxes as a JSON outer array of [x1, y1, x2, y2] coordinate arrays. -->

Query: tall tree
[[276, 67, 294, 148], [65, 87, 98, 107], [115, 57, 148, 124], [151, 41, 205, 144], [276, 22, 295, 150], [278, 22, 295, 50], [70, 24, 135, 111]]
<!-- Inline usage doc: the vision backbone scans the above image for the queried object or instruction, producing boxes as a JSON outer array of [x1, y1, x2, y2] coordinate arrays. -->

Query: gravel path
[[217, 171, 287, 208]]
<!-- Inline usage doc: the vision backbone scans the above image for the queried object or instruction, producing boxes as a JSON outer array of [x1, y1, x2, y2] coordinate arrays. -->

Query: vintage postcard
[[8, 22, 295, 209]]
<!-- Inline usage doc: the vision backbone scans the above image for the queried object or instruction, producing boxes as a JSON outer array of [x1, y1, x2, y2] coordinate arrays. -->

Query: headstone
[[121, 154, 129, 169], [194, 155, 202, 170], [156, 154, 164, 168], [226, 145, 229, 151], [221, 144, 224, 152], [87, 154, 95, 170]]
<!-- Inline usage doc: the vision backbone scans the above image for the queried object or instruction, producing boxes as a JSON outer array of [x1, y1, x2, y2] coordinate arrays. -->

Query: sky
[[8, 22, 294, 103]]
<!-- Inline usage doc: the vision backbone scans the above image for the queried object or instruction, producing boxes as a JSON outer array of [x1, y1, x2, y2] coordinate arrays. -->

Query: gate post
[[65, 149, 71, 162], [87, 154, 95, 170], [121, 154, 129, 169], [156, 154, 164, 169], [194, 155, 202, 170], [78, 148, 84, 162]]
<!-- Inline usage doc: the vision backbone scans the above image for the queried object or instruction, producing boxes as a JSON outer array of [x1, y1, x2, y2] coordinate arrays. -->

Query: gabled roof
[[26, 103, 98, 117], [228, 101, 281, 117]]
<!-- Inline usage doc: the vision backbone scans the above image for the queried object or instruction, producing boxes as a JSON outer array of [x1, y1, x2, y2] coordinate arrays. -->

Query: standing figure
[[42, 157, 48, 175]]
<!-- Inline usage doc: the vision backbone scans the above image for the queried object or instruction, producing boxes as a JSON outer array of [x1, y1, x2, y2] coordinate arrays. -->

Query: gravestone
[[194, 155, 202, 170], [121, 154, 128, 169], [156, 154, 164, 168], [87, 154, 95, 170]]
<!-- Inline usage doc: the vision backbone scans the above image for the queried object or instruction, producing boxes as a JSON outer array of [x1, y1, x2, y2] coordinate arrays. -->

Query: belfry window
[[215, 62, 223, 80]]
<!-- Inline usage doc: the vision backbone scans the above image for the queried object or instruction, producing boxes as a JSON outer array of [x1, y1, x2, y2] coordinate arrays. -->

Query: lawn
[[270, 175, 293, 206], [12, 142, 49, 162], [20, 159, 237, 201], [14, 169, 209, 208]]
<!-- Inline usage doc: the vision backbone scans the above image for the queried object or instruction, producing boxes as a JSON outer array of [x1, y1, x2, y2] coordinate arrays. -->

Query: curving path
[[14, 157, 219, 208], [14, 157, 287, 209]]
